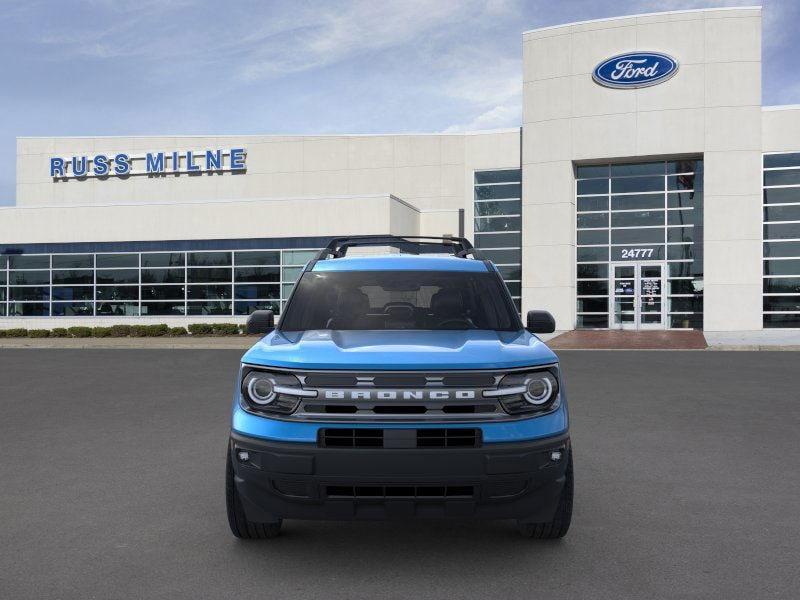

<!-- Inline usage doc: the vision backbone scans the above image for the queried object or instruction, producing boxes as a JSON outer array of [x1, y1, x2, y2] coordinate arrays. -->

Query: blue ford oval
[[593, 51, 678, 89]]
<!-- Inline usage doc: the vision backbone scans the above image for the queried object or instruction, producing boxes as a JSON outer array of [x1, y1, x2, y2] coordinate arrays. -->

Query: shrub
[[51, 328, 70, 338], [4, 328, 29, 337], [68, 326, 92, 338], [211, 323, 240, 336], [168, 326, 188, 336], [188, 323, 213, 336], [0, 330, 5, 338], [27, 329, 51, 338], [147, 324, 169, 337], [130, 325, 148, 337], [91, 327, 113, 338], [109, 324, 132, 337]]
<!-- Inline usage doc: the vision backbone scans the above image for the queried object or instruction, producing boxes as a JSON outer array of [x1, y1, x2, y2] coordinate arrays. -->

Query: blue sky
[[1, 0, 798, 206]]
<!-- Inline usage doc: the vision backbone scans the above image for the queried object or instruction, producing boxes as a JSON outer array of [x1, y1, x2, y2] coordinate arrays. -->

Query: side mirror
[[246, 310, 275, 335], [526, 310, 556, 334]]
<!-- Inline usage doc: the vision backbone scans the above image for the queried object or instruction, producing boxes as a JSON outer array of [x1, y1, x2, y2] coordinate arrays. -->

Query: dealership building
[[2, 6, 799, 333]]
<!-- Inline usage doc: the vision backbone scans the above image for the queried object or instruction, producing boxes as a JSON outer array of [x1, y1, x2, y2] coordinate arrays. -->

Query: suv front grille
[[319, 428, 481, 448], [325, 484, 475, 499]]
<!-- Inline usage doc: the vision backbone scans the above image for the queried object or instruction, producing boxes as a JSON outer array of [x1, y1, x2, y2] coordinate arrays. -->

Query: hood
[[241, 329, 558, 371]]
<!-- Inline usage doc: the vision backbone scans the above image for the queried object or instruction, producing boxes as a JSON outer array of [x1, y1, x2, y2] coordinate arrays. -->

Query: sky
[[1, 0, 799, 206]]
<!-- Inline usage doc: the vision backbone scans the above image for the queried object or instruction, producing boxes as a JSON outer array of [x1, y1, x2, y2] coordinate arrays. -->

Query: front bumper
[[230, 431, 570, 522]]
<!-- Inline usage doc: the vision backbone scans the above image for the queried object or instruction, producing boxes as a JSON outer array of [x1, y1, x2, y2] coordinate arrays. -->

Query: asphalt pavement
[[1, 349, 798, 600]]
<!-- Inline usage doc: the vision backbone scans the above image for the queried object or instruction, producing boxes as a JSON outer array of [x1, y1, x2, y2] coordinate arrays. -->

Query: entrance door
[[610, 263, 666, 330]]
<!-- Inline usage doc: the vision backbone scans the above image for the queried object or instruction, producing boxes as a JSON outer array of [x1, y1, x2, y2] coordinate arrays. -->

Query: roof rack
[[314, 235, 484, 261]]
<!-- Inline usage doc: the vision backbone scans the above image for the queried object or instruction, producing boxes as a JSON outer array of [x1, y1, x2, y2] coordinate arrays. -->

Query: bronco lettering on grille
[[323, 390, 476, 400]]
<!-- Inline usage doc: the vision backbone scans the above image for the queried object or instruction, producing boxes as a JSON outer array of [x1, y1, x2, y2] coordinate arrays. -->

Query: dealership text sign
[[592, 52, 678, 89], [49, 148, 246, 179]]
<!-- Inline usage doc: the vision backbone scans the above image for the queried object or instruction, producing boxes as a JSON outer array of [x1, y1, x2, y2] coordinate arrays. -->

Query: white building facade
[[2, 6, 799, 332]]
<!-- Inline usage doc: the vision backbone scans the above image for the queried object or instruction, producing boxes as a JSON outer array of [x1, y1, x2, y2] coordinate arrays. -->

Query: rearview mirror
[[526, 310, 556, 334], [246, 310, 275, 335]]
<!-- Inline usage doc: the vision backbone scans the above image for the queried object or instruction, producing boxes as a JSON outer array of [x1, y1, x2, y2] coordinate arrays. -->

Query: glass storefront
[[575, 159, 704, 329], [474, 169, 522, 311], [0, 247, 318, 318], [763, 153, 800, 328]]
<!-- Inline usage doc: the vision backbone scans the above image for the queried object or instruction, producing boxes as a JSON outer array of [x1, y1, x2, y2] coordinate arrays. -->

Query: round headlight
[[523, 375, 553, 405], [247, 375, 276, 405]]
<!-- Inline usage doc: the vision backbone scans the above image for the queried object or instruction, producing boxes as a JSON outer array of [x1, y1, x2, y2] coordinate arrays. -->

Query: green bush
[[147, 324, 169, 337], [27, 329, 51, 338], [91, 327, 113, 338], [4, 328, 29, 338], [51, 328, 70, 338], [109, 324, 132, 337], [0, 329, 5, 338], [168, 326, 188, 336], [129, 325, 148, 337], [211, 323, 240, 336], [188, 323, 214, 336], [68, 326, 92, 338]]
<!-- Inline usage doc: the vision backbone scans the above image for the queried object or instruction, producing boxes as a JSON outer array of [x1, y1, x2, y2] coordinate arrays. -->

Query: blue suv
[[226, 236, 572, 539]]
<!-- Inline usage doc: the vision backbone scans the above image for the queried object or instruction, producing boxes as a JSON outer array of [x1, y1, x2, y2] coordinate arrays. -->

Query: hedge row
[[0, 323, 254, 338]]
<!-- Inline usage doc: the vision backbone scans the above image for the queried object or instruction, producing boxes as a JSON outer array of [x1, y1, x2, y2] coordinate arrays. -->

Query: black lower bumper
[[230, 431, 570, 522]]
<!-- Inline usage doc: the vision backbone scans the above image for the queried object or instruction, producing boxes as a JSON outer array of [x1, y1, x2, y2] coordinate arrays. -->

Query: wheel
[[517, 450, 573, 539], [226, 451, 282, 539]]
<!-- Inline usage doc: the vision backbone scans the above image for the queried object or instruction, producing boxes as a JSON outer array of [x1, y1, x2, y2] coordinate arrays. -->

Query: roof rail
[[314, 235, 484, 261]]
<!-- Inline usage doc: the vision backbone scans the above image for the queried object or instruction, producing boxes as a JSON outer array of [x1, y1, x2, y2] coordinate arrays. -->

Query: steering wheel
[[436, 317, 476, 329]]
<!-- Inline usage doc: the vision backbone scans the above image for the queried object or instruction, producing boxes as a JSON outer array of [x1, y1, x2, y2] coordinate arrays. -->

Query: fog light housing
[[550, 450, 562, 462], [237, 450, 250, 463]]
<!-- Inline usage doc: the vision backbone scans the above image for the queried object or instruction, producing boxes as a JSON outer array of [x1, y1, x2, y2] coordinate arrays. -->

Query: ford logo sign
[[592, 52, 678, 89]]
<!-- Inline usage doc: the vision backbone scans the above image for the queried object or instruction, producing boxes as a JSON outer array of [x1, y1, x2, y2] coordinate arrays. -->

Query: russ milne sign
[[592, 52, 678, 89], [50, 148, 246, 179]]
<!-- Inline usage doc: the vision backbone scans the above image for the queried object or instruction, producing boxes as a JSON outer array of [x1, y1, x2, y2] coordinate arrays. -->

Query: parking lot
[[1, 349, 798, 600]]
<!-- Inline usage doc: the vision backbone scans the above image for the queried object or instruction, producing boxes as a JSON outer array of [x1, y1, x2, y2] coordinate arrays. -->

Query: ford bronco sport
[[226, 235, 572, 539]]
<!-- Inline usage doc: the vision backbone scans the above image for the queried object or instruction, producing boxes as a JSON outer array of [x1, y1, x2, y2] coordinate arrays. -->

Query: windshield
[[279, 270, 520, 332]]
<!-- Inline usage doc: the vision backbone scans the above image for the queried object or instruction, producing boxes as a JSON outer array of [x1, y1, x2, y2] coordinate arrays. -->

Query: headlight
[[240, 368, 316, 415], [485, 367, 560, 415]]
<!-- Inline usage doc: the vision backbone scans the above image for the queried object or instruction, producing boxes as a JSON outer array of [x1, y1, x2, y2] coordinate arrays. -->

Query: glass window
[[576, 165, 608, 178], [763, 296, 800, 312], [577, 281, 608, 295], [670, 314, 703, 329], [611, 162, 664, 177], [577, 246, 609, 262], [52, 270, 93, 285], [96, 286, 139, 301], [234, 284, 280, 300], [474, 216, 520, 232], [764, 259, 800, 276], [53, 286, 94, 301], [282, 267, 303, 282], [576, 179, 608, 195], [96, 269, 138, 284], [667, 191, 702, 209], [764, 314, 800, 327], [667, 160, 701, 174], [611, 228, 664, 245], [764, 205, 800, 222], [187, 302, 232, 315], [668, 279, 703, 295], [764, 153, 800, 168], [669, 262, 696, 277], [0, 304, 5, 316], [187, 285, 232, 300], [577, 230, 608, 245], [52, 254, 93, 269], [187, 251, 232, 267], [577, 196, 608, 212], [764, 241, 800, 258], [667, 174, 697, 191], [9, 271, 50, 285], [187, 267, 231, 283], [577, 298, 608, 312], [96, 302, 139, 316], [474, 170, 520, 184], [504, 281, 521, 296], [96, 254, 137, 268], [52, 302, 94, 317], [283, 250, 318, 265], [234, 251, 280, 266], [141, 285, 185, 300], [9, 255, 49, 269], [667, 244, 694, 261], [763, 188, 800, 204], [577, 264, 608, 279], [474, 232, 521, 248], [474, 200, 521, 217], [8, 302, 49, 316], [611, 211, 664, 228], [611, 194, 664, 211], [474, 183, 521, 200], [480, 249, 521, 265], [234, 266, 280, 283], [576, 314, 608, 328], [611, 176, 663, 194], [764, 223, 800, 240], [235, 300, 281, 315], [669, 296, 703, 312], [667, 209, 698, 226], [497, 266, 521, 281], [763, 278, 800, 294], [765, 169, 800, 187], [577, 212, 608, 229], [282, 283, 296, 300], [0, 255, 6, 269], [10, 287, 49, 301], [141, 302, 185, 316], [142, 268, 185, 284], [141, 253, 185, 268], [667, 227, 695, 244]]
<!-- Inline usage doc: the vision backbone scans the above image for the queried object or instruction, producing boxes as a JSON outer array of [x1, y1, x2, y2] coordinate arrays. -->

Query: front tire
[[226, 451, 282, 539], [517, 450, 573, 539]]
